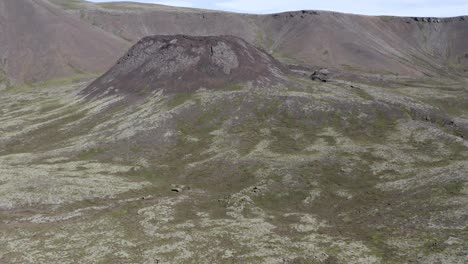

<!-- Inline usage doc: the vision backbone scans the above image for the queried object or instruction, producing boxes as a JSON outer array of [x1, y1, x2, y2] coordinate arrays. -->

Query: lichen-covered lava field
[[0, 1, 467, 263]]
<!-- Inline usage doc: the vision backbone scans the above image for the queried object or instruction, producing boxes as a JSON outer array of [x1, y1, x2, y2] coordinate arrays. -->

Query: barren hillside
[[1, 0, 468, 84], [61, 1, 468, 77], [0, 0, 127, 84]]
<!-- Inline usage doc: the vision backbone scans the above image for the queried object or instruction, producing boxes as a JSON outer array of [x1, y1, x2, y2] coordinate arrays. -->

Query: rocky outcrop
[[410, 16, 468, 23], [83, 35, 288, 97], [310, 69, 331, 82]]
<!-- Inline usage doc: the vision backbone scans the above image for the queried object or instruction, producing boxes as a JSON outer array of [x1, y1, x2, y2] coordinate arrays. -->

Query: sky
[[88, 0, 468, 17]]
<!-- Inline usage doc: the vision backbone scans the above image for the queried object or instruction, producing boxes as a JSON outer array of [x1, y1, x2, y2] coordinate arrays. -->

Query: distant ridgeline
[[2, 0, 468, 84]]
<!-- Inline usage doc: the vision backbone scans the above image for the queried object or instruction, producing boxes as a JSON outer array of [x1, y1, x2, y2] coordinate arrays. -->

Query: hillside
[[62, 1, 468, 77], [1, 0, 468, 84], [0, 0, 127, 84]]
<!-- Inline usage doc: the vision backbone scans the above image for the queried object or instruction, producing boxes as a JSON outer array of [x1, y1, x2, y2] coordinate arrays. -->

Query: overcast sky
[[89, 0, 468, 17]]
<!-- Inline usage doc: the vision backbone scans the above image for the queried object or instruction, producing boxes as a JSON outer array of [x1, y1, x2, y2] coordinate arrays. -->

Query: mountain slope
[[1, 0, 467, 84], [0, 0, 128, 84], [62, 1, 468, 77], [259, 12, 468, 76]]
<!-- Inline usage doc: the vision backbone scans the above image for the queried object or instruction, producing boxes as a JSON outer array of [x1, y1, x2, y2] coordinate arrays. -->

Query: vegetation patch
[[167, 93, 193, 109], [351, 87, 373, 101], [422, 237, 447, 253], [222, 83, 244, 91], [443, 181, 464, 196], [78, 147, 105, 160]]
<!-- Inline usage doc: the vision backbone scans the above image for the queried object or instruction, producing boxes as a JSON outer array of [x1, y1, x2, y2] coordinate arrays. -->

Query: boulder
[[310, 68, 330, 82]]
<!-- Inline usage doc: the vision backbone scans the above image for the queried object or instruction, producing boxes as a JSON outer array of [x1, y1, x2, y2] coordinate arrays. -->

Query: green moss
[[78, 148, 105, 160], [222, 83, 244, 91], [98, 2, 153, 11], [425, 97, 467, 116], [341, 110, 397, 143], [167, 93, 192, 109], [341, 64, 366, 73], [233, 124, 264, 156], [320, 135, 337, 145], [272, 51, 304, 65], [7, 73, 98, 93], [351, 87, 373, 101], [366, 231, 396, 259], [0, 68, 10, 90], [186, 162, 261, 194], [444, 181, 464, 196], [268, 116, 319, 154], [178, 108, 222, 139], [4, 107, 89, 154], [75, 166, 88, 171], [255, 31, 271, 49], [158, 105, 228, 174], [39, 100, 63, 113], [417, 21, 424, 31], [325, 245, 341, 258], [341, 64, 395, 75], [38, 73, 97, 87], [127, 167, 154, 178], [287, 75, 315, 86], [136, 85, 152, 97], [48, 0, 86, 10], [422, 237, 446, 253], [255, 190, 309, 212]]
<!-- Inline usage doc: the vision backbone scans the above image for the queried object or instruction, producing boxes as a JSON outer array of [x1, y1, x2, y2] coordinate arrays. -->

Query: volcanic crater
[[84, 35, 288, 97]]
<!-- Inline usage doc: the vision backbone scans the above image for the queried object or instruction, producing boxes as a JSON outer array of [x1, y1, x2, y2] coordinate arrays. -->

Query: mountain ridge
[[72, 5, 468, 77], [1, 0, 468, 84]]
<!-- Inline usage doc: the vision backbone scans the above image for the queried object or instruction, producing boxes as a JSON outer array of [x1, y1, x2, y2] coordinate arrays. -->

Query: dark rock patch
[[171, 184, 189, 193], [310, 68, 331, 82]]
